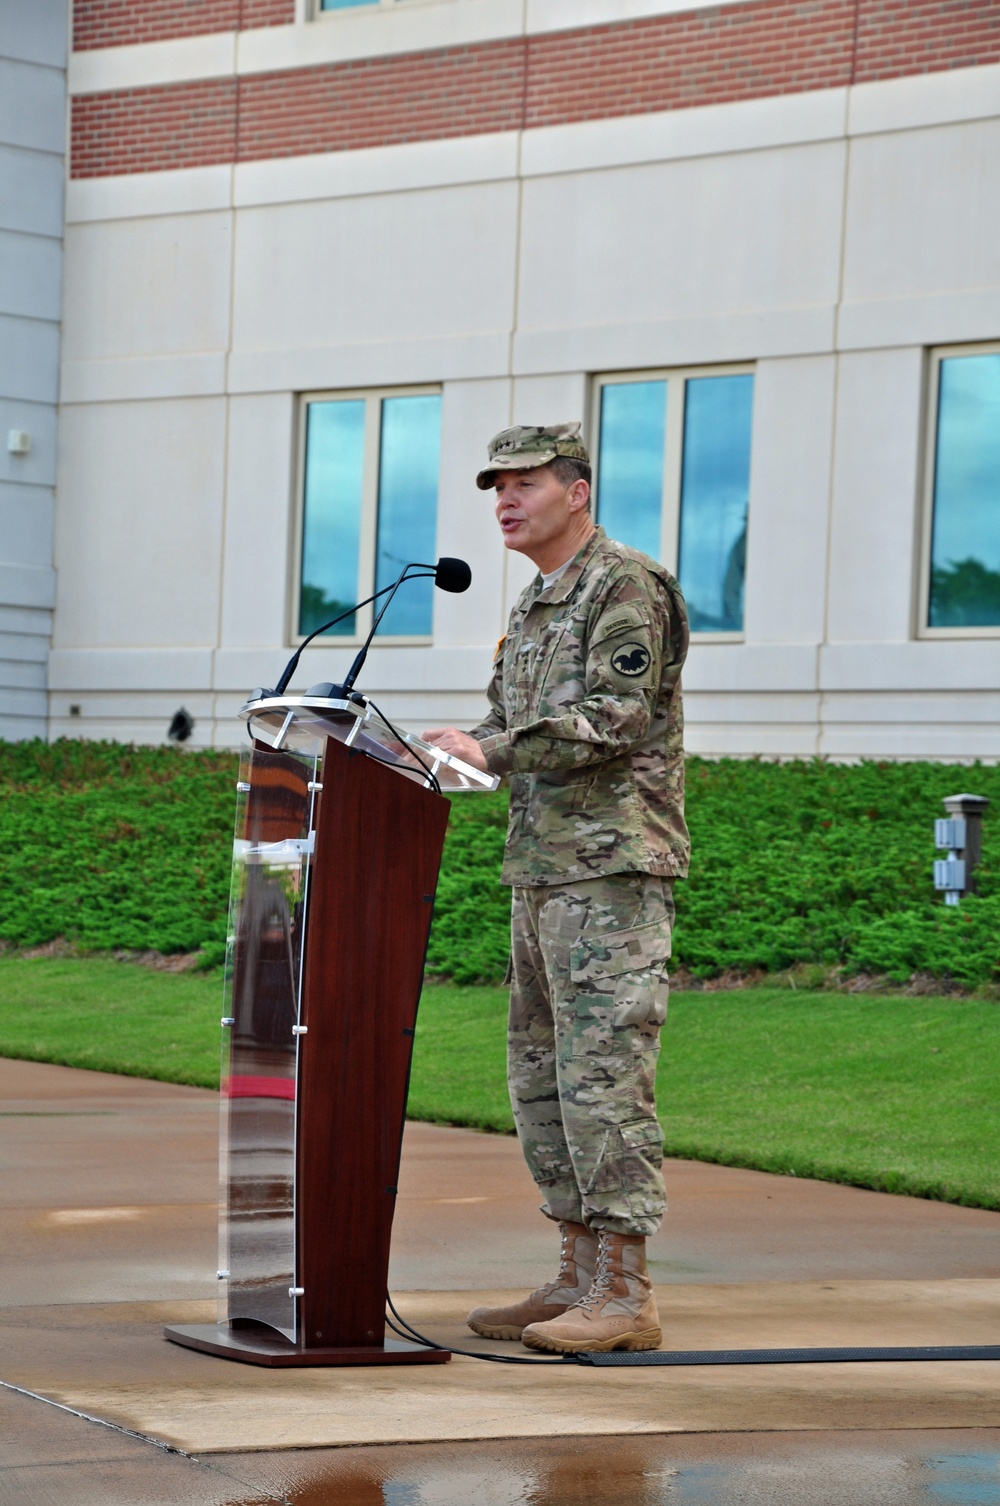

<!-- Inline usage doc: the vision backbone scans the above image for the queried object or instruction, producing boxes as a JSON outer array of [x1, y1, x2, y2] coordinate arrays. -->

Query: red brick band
[[70, 0, 1000, 179], [74, 0, 295, 52]]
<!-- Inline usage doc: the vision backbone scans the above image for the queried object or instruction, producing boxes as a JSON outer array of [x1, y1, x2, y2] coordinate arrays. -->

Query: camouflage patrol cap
[[476, 422, 590, 490]]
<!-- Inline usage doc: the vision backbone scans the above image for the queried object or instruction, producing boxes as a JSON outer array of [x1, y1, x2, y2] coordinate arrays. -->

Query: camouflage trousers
[[508, 873, 674, 1237]]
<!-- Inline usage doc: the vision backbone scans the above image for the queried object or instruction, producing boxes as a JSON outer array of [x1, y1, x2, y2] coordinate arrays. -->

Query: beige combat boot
[[467, 1221, 598, 1340], [520, 1229, 661, 1353]]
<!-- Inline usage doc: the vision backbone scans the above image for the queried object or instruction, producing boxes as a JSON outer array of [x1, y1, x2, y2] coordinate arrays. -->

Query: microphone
[[339, 557, 471, 698], [434, 557, 472, 593], [255, 558, 471, 702]]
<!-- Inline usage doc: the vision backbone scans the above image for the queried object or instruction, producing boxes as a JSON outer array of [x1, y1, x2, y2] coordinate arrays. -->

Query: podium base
[[164, 1323, 451, 1368]]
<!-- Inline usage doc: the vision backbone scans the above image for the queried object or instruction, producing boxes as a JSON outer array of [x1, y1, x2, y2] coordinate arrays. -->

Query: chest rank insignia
[[611, 642, 651, 677]]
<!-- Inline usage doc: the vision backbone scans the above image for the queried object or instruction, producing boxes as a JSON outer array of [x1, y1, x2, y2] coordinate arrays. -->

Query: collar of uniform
[[533, 526, 605, 604]]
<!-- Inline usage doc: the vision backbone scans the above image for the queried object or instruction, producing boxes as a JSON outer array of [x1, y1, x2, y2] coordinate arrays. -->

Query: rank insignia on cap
[[476, 422, 590, 489]]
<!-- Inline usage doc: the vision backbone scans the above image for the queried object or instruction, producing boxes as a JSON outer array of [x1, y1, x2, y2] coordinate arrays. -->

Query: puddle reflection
[[224, 1434, 1000, 1506]]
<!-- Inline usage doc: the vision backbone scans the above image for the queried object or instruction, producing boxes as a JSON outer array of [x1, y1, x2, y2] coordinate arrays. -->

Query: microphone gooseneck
[[340, 567, 412, 696], [257, 557, 471, 702]]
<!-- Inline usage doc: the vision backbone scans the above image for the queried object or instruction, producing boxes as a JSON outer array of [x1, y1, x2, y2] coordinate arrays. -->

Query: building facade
[[35, 1, 1000, 754], [0, 0, 66, 741]]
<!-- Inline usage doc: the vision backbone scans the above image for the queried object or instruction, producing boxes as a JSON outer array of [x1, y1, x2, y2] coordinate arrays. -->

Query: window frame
[[917, 340, 1000, 641], [290, 383, 442, 649], [313, 0, 433, 17], [589, 362, 754, 643]]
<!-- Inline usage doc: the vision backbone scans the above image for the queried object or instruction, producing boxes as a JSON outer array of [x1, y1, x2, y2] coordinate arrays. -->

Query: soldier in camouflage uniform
[[424, 422, 689, 1354]]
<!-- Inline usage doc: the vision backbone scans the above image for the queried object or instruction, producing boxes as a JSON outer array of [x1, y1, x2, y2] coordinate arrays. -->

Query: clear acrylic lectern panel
[[218, 738, 321, 1342], [242, 694, 499, 794]]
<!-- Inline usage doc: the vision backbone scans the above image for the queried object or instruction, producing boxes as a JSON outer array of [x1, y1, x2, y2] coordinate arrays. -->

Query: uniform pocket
[[570, 918, 671, 1031], [565, 918, 671, 1054], [570, 918, 671, 983], [582, 1115, 666, 1224]]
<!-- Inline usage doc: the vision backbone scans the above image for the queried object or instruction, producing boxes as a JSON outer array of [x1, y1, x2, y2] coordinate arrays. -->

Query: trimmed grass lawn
[[0, 959, 223, 1088], [0, 959, 996, 1210]]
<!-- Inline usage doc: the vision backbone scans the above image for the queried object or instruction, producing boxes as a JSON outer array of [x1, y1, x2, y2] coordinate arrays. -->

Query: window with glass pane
[[320, 0, 378, 10], [678, 374, 753, 633], [596, 381, 665, 562], [374, 395, 441, 636], [927, 351, 1000, 630], [300, 400, 365, 637], [595, 369, 754, 633], [298, 390, 441, 640]]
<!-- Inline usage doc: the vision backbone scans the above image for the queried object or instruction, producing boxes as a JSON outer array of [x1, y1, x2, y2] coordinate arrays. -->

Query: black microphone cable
[[365, 698, 443, 796], [351, 742, 442, 797], [385, 1290, 579, 1365]]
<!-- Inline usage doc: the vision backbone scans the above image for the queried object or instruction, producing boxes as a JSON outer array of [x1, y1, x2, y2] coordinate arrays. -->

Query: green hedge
[[428, 757, 1000, 988], [0, 740, 236, 964], [675, 758, 1000, 989], [1, 740, 998, 987]]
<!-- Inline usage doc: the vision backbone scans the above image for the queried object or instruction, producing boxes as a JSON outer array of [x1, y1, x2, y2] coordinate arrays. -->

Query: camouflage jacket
[[471, 527, 690, 887]]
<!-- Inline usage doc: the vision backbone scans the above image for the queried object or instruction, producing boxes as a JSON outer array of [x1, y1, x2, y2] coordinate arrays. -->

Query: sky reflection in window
[[596, 381, 666, 562], [678, 374, 753, 633], [299, 399, 365, 637], [375, 394, 441, 636], [929, 353, 1000, 629]]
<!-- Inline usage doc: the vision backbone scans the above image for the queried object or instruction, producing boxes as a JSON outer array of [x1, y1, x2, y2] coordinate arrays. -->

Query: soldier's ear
[[567, 478, 591, 513]]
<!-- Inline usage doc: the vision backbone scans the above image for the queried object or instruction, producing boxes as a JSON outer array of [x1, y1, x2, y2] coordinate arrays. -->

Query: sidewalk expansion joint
[[0, 1379, 293, 1504]]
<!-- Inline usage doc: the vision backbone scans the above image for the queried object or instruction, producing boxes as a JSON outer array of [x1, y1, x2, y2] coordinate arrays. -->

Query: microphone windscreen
[[435, 557, 472, 593]]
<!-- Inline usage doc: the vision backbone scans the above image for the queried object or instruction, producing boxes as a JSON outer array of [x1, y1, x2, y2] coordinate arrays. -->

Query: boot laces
[[576, 1234, 614, 1312], [535, 1223, 575, 1299]]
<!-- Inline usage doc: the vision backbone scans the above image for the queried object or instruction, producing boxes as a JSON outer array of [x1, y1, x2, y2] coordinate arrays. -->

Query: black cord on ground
[[385, 1291, 578, 1365]]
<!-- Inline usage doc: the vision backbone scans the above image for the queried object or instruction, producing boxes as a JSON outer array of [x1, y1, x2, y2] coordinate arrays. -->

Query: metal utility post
[[933, 793, 990, 906]]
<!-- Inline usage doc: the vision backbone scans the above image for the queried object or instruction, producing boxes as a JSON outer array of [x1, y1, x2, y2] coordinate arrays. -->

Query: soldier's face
[[493, 466, 586, 562]]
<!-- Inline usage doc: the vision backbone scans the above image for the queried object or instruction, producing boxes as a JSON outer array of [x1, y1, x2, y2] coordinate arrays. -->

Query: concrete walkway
[[1, 1056, 998, 1504]]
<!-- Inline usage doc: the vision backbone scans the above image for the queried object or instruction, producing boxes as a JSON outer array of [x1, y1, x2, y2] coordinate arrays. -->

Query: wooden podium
[[165, 694, 497, 1367]]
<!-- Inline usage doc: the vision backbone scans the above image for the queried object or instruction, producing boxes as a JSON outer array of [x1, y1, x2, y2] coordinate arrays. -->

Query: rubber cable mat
[[576, 1345, 1000, 1366]]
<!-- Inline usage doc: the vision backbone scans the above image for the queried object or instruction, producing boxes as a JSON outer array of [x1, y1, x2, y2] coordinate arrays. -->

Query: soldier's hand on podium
[[422, 727, 488, 773]]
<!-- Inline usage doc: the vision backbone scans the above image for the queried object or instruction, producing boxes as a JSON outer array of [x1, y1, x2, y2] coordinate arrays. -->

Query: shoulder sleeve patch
[[494, 634, 506, 663]]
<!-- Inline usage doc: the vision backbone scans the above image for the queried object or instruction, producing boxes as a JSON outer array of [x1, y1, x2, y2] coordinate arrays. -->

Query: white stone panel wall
[[62, 212, 234, 364], [518, 142, 845, 341], [842, 117, 1000, 312], [742, 355, 836, 651], [434, 377, 512, 650], [53, 398, 227, 654], [825, 347, 925, 647], [229, 181, 519, 395], [218, 393, 297, 655]]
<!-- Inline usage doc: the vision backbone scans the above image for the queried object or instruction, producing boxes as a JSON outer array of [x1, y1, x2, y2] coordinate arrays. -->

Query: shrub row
[[0, 740, 997, 986]]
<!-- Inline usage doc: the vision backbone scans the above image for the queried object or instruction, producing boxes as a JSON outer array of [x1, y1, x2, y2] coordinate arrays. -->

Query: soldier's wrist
[[478, 733, 516, 776]]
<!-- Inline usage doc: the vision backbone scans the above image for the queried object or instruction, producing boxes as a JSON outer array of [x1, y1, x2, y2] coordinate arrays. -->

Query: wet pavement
[[2, 1394, 999, 1506], [1, 1056, 998, 1504]]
